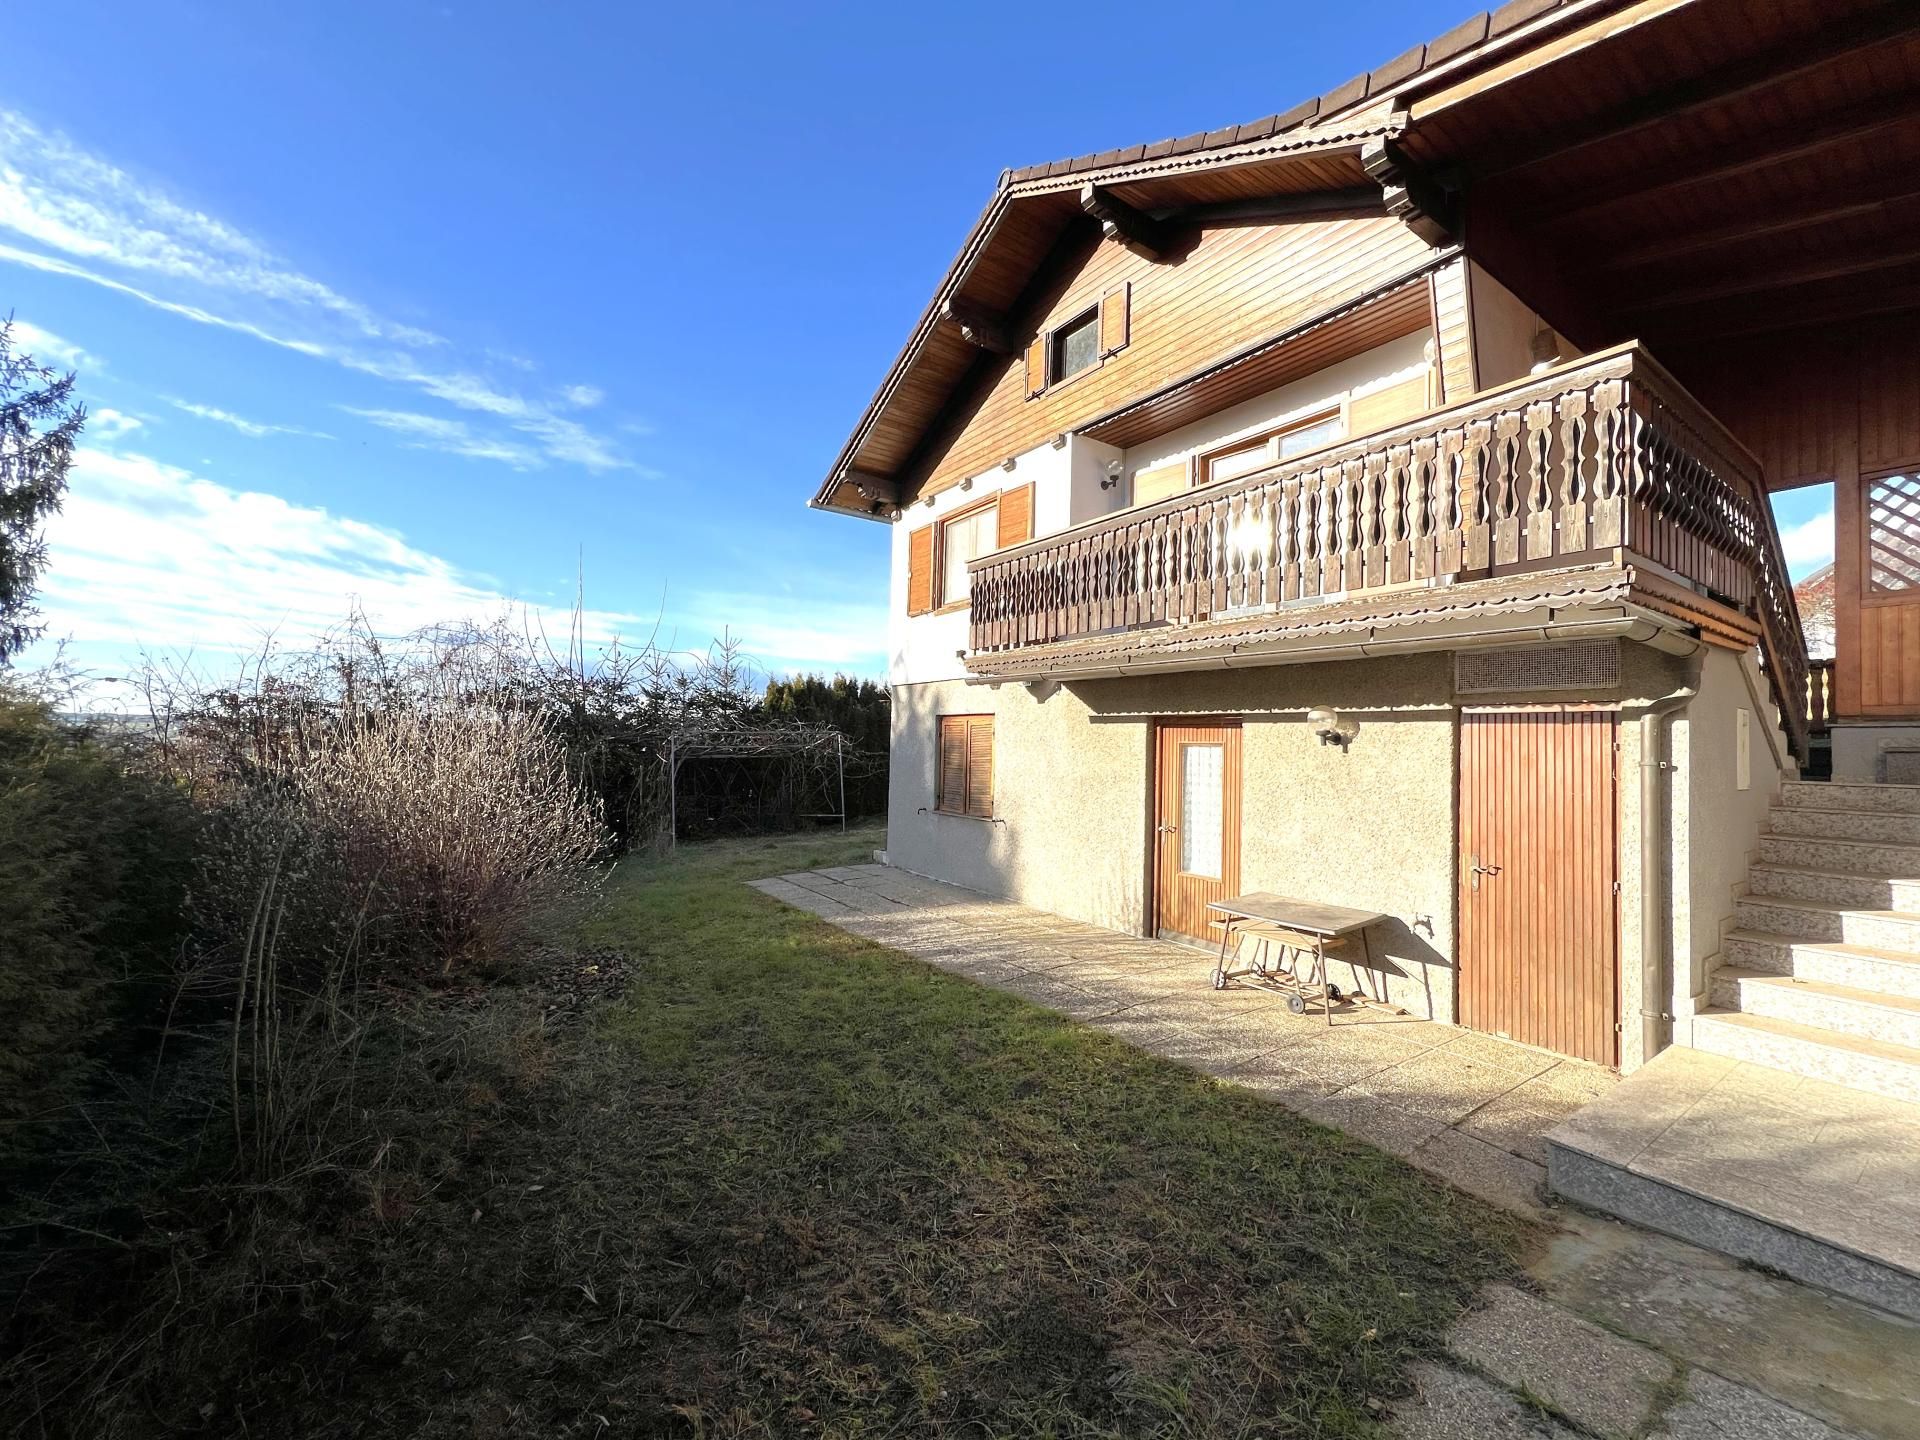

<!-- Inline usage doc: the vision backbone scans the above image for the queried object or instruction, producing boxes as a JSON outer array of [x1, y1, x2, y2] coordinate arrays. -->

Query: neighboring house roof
[[1794, 562, 1837, 660], [812, 0, 1634, 517]]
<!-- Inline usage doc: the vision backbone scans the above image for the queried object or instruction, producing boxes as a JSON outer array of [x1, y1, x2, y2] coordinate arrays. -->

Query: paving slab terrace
[[749, 863, 1920, 1438]]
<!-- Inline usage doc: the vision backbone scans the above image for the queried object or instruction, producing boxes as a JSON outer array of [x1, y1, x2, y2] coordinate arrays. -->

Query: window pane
[[1055, 313, 1100, 381], [1278, 415, 1345, 459], [941, 503, 998, 602], [1208, 442, 1271, 485], [1180, 744, 1224, 878]]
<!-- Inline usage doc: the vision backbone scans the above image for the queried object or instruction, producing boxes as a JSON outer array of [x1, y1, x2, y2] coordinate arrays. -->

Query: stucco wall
[[1672, 647, 1791, 1023], [889, 654, 1462, 1021], [1469, 262, 1576, 389]]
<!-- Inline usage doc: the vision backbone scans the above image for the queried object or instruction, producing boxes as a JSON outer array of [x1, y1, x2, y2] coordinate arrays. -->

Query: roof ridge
[[1005, 0, 1590, 185]]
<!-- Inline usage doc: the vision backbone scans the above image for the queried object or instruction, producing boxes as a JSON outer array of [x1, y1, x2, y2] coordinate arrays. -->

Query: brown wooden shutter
[[936, 716, 966, 812], [1024, 336, 1047, 397], [996, 482, 1035, 549], [906, 523, 934, 615], [966, 716, 994, 818], [1099, 282, 1130, 356]]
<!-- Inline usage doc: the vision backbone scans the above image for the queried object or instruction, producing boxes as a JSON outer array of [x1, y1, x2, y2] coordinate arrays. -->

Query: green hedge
[[0, 691, 198, 1146]]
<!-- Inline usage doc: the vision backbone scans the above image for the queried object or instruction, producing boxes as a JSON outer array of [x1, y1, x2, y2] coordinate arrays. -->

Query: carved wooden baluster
[[1337, 456, 1362, 593], [1558, 388, 1591, 558], [1298, 470, 1320, 597], [1436, 429, 1465, 576], [1589, 378, 1625, 549], [1383, 442, 1410, 585], [1412, 435, 1439, 579], [1278, 475, 1300, 602], [1319, 464, 1343, 596], [1490, 410, 1523, 567], [1523, 398, 1556, 561]]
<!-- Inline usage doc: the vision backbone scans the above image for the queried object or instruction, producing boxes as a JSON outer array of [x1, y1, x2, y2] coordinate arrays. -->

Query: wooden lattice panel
[[1868, 474, 1920, 594]]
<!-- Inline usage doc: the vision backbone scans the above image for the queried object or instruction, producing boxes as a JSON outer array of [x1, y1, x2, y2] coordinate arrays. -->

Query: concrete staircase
[[1547, 779, 1920, 1321], [1695, 779, 1920, 1102]]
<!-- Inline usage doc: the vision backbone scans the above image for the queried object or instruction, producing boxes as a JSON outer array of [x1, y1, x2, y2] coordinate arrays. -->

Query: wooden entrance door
[[1153, 721, 1241, 943], [1458, 710, 1620, 1066], [1855, 471, 1920, 714]]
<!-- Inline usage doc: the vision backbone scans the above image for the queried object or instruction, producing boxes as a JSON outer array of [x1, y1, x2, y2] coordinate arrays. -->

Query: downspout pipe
[[1639, 648, 1705, 1065]]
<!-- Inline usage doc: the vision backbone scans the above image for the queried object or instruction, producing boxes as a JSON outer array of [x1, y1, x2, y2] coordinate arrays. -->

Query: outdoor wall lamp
[[1307, 708, 1359, 751], [1102, 459, 1123, 490]]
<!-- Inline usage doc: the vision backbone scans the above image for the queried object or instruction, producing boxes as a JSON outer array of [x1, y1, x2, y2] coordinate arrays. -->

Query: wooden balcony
[[967, 343, 1811, 759]]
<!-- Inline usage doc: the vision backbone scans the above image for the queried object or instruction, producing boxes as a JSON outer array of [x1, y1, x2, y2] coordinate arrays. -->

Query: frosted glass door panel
[[1180, 744, 1224, 878]]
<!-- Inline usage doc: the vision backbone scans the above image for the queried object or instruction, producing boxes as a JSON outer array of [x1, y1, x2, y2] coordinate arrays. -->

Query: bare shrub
[[291, 700, 604, 968]]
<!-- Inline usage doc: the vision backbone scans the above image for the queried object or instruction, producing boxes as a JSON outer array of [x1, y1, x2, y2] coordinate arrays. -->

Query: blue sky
[[4, 1, 1833, 694]]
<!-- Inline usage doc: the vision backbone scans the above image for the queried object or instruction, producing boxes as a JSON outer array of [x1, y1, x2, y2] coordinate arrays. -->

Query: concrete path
[[749, 863, 1920, 1438]]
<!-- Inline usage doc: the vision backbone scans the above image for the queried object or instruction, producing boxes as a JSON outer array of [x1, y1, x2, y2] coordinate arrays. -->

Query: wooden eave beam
[[1361, 138, 1457, 247], [1626, 247, 1920, 316], [1079, 183, 1173, 261], [1642, 272, 1920, 343], [1151, 187, 1384, 228], [938, 295, 1017, 354], [838, 467, 900, 509], [1599, 186, 1920, 273], [1484, 2, 1920, 183], [1535, 96, 1920, 232]]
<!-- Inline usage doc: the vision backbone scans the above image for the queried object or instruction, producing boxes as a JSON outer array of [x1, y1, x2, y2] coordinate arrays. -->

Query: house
[[810, 0, 1920, 1313]]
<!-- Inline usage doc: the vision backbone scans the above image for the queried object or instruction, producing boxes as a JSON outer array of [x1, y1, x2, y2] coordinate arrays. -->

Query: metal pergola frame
[[663, 722, 848, 850]]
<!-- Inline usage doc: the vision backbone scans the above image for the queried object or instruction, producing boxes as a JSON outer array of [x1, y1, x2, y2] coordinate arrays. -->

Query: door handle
[[1468, 854, 1503, 891], [1156, 823, 1178, 834]]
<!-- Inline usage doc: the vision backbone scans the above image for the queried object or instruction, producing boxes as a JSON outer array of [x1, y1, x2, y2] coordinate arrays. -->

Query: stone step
[[1757, 831, 1920, 878], [1690, 1008, 1920, 1104], [1723, 928, 1920, 1000], [1783, 778, 1920, 814], [1746, 862, 1920, 912], [1733, 894, 1920, 954], [1770, 804, 1920, 845], [1709, 968, 1920, 1050], [1546, 1048, 1920, 1322]]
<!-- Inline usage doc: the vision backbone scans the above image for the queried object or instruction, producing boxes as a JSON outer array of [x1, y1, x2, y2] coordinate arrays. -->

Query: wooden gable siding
[[917, 215, 1434, 499], [1430, 257, 1476, 402]]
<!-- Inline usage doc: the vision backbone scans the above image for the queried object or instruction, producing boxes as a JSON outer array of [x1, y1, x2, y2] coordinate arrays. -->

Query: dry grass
[[3, 829, 1530, 1437]]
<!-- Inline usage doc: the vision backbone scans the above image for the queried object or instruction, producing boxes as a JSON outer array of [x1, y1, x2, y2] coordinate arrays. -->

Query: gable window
[[939, 497, 1000, 606], [1050, 309, 1101, 384], [937, 714, 994, 818]]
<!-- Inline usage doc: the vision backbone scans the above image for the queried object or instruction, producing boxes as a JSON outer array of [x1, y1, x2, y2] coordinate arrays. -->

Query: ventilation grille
[[1455, 642, 1620, 696]]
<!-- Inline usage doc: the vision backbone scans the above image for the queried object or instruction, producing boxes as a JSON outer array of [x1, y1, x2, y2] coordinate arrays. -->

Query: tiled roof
[[1003, 0, 1582, 187]]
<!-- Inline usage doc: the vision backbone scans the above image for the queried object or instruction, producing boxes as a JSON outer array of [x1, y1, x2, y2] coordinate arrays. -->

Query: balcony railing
[[968, 342, 1810, 760]]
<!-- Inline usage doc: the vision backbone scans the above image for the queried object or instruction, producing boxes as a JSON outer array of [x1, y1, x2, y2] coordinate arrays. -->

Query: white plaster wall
[[888, 654, 1462, 1020], [1118, 332, 1431, 499], [887, 440, 1071, 688], [1672, 647, 1792, 1023], [1469, 263, 1577, 389]]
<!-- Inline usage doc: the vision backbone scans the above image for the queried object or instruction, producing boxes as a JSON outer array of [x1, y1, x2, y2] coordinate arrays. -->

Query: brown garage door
[[1458, 709, 1620, 1067]]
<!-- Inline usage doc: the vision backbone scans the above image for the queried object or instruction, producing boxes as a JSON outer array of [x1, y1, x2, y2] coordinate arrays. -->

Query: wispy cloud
[[0, 109, 637, 473], [1781, 508, 1834, 577], [36, 445, 642, 664], [9, 316, 98, 372], [339, 406, 544, 468], [674, 587, 890, 678], [167, 397, 333, 440], [90, 406, 143, 439]]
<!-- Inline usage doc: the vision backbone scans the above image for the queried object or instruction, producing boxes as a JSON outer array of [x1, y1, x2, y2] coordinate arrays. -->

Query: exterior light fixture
[[1307, 708, 1359, 750], [1103, 459, 1123, 490]]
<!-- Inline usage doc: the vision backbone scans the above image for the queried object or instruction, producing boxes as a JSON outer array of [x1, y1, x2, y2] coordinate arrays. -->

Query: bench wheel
[[1286, 992, 1307, 1016], [1326, 983, 1344, 1004], [1211, 968, 1228, 991]]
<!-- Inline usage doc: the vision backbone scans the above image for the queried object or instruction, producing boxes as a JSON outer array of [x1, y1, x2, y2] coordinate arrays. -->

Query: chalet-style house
[[811, 0, 1920, 1315]]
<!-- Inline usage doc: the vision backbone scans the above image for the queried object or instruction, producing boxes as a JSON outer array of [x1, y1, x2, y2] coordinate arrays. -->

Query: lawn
[[524, 828, 1527, 1436], [15, 828, 1527, 1437]]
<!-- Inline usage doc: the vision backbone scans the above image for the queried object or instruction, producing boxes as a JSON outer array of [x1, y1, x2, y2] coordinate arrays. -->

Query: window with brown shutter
[[906, 524, 934, 615], [936, 714, 994, 818], [1024, 337, 1047, 398], [996, 482, 1034, 549]]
